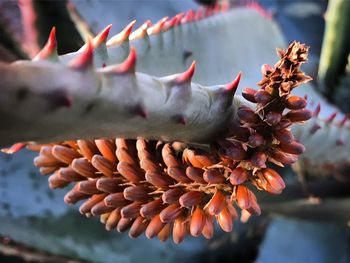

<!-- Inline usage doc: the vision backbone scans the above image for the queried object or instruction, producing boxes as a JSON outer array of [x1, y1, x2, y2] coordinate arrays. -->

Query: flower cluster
[[30, 41, 312, 243]]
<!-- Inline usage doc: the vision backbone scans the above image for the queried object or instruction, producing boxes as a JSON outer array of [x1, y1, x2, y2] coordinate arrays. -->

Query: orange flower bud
[[77, 179, 100, 195], [260, 168, 286, 194], [279, 141, 305, 155], [105, 208, 121, 231], [222, 143, 247, 161], [117, 161, 144, 183], [160, 204, 183, 223], [285, 109, 312, 122], [254, 90, 271, 104], [64, 185, 89, 204], [58, 167, 85, 182], [179, 191, 203, 208], [285, 95, 307, 110], [236, 185, 254, 210], [129, 216, 149, 238], [237, 106, 260, 124], [145, 170, 175, 188], [265, 112, 282, 126], [94, 139, 117, 162], [120, 201, 142, 218], [216, 207, 233, 232], [242, 87, 257, 103], [158, 223, 171, 242], [96, 177, 123, 193], [190, 206, 206, 237], [140, 198, 165, 219], [117, 217, 133, 233], [79, 193, 106, 215], [251, 151, 267, 168], [140, 158, 161, 172], [104, 192, 128, 207], [162, 144, 182, 167], [116, 147, 137, 166], [52, 145, 81, 164], [229, 167, 249, 185], [162, 188, 185, 204], [248, 133, 264, 148], [202, 215, 214, 239], [203, 169, 225, 184], [182, 148, 204, 168], [167, 166, 192, 183], [244, 191, 261, 216], [91, 201, 114, 216], [91, 155, 116, 177], [226, 201, 238, 219], [270, 150, 298, 165], [145, 215, 165, 239], [72, 157, 97, 178], [186, 166, 206, 183], [48, 173, 69, 189], [274, 128, 294, 144], [173, 217, 187, 244], [123, 185, 150, 201], [206, 190, 226, 215]]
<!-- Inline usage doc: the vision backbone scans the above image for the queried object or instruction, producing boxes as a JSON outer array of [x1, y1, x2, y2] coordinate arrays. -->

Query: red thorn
[[338, 114, 349, 127], [226, 72, 242, 94], [221, 0, 230, 12], [172, 13, 184, 27], [245, 1, 272, 20], [110, 47, 136, 74], [130, 20, 150, 40], [164, 16, 177, 31], [182, 10, 194, 24], [92, 24, 112, 48], [148, 17, 168, 35], [325, 111, 337, 124], [174, 61, 196, 85], [107, 20, 136, 45], [69, 40, 93, 69], [122, 20, 136, 37], [34, 27, 57, 60], [213, 3, 221, 14], [195, 8, 204, 20], [1, 143, 27, 154], [313, 103, 321, 117], [204, 6, 213, 17]]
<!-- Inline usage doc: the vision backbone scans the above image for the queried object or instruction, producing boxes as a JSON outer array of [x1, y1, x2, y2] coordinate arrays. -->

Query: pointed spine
[[107, 21, 136, 46], [173, 61, 196, 85], [33, 27, 58, 61]]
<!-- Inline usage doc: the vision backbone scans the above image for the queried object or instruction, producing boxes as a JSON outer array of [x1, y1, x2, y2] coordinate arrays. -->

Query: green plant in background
[[318, 0, 350, 111]]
